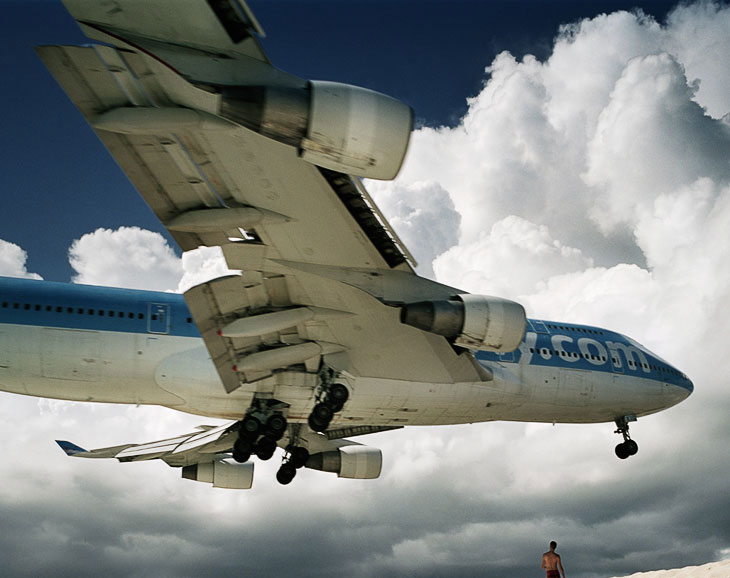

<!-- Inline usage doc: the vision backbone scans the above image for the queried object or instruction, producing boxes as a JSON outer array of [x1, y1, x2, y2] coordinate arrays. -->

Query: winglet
[[56, 440, 87, 456]]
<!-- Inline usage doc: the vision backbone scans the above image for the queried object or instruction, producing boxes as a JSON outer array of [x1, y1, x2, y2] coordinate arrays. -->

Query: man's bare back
[[542, 541, 565, 578]]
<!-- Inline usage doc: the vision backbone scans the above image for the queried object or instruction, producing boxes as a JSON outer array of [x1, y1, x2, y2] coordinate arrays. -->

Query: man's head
[[550, 541, 557, 551]]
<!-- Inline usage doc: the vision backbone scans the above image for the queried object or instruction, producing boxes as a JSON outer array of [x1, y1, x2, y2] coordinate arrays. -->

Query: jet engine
[[182, 457, 254, 489], [219, 81, 413, 180], [305, 445, 382, 479], [400, 294, 526, 353]]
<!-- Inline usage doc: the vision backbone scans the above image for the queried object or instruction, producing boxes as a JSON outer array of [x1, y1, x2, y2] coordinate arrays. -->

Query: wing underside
[[37, 35, 480, 394]]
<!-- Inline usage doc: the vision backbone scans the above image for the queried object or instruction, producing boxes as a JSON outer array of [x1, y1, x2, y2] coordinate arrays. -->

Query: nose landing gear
[[614, 415, 639, 459]]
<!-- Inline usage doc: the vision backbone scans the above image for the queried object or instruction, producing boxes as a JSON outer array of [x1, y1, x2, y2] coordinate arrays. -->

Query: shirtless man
[[542, 541, 566, 578]]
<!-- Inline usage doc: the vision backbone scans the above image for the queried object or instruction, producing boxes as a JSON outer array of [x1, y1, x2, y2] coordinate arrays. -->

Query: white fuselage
[[0, 277, 692, 427]]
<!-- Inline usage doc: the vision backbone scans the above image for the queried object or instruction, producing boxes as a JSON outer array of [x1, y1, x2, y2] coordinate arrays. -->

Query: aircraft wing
[[56, 422, 238, 466], [38, 1, 517, 401], [55, 423, 396, 489]]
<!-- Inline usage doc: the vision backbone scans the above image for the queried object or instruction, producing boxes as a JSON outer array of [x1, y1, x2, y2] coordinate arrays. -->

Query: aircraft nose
[[664, 375, 693, 406]]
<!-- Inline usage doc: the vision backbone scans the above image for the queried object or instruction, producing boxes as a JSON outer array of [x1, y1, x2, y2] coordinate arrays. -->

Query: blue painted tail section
[[56, 440, 87, 456]]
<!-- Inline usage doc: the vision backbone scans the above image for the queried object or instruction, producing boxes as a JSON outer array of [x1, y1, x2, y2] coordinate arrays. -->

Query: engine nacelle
[[219, 81, 412, 180], [182, 457, 254, 489], [400, 294, 527, 353], [305, 445, 382, 479]]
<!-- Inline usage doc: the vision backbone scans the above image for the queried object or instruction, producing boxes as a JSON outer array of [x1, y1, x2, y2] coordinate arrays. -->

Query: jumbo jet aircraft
[[1, 0, 692, 489]]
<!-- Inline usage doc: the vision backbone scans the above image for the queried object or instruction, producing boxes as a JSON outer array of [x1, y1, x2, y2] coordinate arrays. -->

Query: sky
[[1, 1, 730, 577]]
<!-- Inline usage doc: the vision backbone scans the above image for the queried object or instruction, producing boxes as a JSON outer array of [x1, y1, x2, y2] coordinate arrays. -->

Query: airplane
[[0, 0, 693, 489]]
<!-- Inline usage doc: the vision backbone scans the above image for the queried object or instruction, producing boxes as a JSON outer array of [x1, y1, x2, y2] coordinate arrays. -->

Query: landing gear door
[[148, 303, 171, 334]]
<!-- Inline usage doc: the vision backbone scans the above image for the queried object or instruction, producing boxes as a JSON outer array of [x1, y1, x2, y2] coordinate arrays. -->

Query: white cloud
[[366, 180, 460, 277], [433, 215, 592, 299], [0, 239, 42, 280], [69, 227, 182, 291], [67, 227, 235, 293], [177, 245, 239, 293], [665, 1, 730, 119]]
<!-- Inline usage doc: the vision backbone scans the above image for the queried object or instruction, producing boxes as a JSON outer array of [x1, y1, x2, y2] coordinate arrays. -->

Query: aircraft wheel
[[328, 383, 349, 407], [233, 438, 253, 463], [266, 414, 287, 440], [615, 442, 631, 459], [312, 402, 333, 423], [255, 436, 277, 461], [308, 412, 329, 433], [276, 463, 297, 485], [625, 439, 639, 456], [289, 446, 310, 469], [241, 415, 262, 438]]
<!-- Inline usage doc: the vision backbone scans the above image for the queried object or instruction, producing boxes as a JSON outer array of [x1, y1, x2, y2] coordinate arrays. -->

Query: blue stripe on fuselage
[[475, 319, 693, 392], [1, 276, 693, 393], [0, 276, 200, 338]]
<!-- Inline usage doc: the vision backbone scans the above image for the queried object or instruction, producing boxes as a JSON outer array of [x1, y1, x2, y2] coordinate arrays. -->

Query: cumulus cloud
[[367, 2, 730, 575], [367, 180, 461, 276], [69, 227, 183, 291], [68, 227, 236, 293], [0, 239, 42, 279], [433, 215, 592, 299]]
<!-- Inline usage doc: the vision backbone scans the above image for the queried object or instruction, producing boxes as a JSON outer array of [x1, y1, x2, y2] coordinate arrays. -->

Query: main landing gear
[[232, 403, 288, 464], [307, 368, 349, 433], [276, 445, 310, 485], [614, 415, 639, 460]]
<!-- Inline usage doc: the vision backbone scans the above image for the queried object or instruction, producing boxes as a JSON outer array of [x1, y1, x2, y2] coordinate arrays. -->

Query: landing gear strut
[[614, 415, 639, 459], [307, 368, 349, 433]]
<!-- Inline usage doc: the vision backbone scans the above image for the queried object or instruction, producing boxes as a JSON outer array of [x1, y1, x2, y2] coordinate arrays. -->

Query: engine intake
[[400, 294, 526, 353], [182, 457, 254, 489], [219, 81, 413, 180]]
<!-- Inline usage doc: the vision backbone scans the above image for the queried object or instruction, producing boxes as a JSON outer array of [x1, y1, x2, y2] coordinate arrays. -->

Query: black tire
[[276, 463, 297, 485], [625, 439, 638, 456], [266, 414, 287, 440], [312, 402, 333, 423], [233, 438, 253, 463], [308, 412, 328, 433], [255, 436, 277, 461], [615, 442, 630, 460], [241, 415, 262, 437], [289, 446, 310, 469], [328, 383, 349, 407]]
